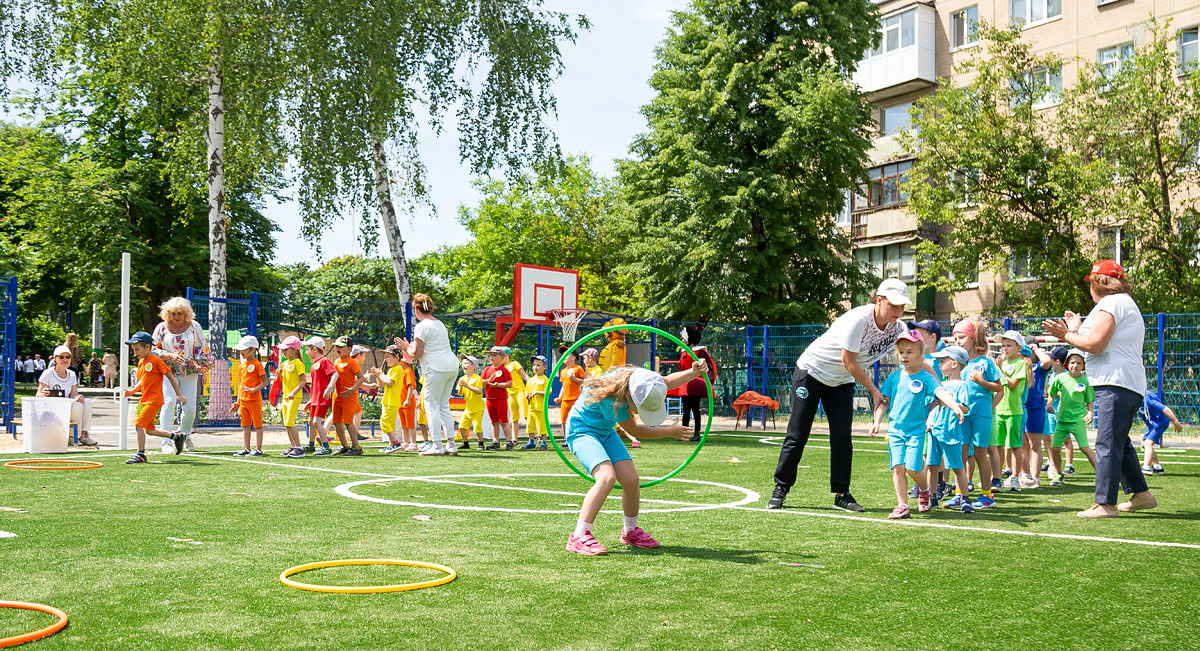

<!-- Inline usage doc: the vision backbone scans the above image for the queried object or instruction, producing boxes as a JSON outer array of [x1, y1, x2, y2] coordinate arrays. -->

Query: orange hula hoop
[[0, 601, 68, 647], [4, 460, 103, 470]]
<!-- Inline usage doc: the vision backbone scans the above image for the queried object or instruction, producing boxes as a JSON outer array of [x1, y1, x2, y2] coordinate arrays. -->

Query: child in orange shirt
[[555, 347, 586, 426], [329, 336, 366, 455], [123, 331, 186, 464], [229, 335, 267, 456]]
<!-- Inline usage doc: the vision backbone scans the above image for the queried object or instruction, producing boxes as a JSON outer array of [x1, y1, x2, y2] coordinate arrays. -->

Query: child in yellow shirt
[[369, 344, 409, 454], [456, 355, 486, 450], [276, 336, 308, 458], [523, 355, 551, 450]]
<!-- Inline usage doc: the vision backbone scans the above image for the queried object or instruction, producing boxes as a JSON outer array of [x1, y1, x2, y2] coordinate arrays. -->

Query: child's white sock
[[574, 520, 593, 537], [623, 515, 639, 531]]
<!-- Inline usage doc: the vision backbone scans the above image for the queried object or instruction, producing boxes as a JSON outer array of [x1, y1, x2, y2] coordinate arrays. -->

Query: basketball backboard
[[514, 264, 578, 324]]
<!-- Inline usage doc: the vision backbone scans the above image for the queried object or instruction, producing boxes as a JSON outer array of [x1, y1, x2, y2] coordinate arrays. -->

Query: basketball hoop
[[551, 309, 588, 342]]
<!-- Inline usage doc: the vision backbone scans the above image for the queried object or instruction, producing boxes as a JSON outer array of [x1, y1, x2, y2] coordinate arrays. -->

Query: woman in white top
[[152, 297, 213, 453], [769, 278, 912, 513], [394, 292, 459, 456], [37, 345, 95, 445], [1043, 259, 1156, 518]]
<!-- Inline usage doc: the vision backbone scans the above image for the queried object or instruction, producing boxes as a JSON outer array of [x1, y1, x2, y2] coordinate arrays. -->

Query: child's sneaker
[[486, 441, 501, 450], [1153, 464, 1165, 475], [234, 449, 251, 457], [382, 443, 404, 454], [285, 447, 306, 458], [1063, 464, 1076, 475], [1008, 476, 1021, 492], [249, 449, 264, 457], [990, 478, 1002, 490], [1020, 476, 1038, 489], [125, 452, 147, 464], [1041, 462, 1049, 472], [1049, 471, 1063, 486], [619, 527, 660, 549], [934, 482, 949, 502], [961, 501, 975, 513], [630, 440, 641, 448], [539, 441, 548, 451], [1002, 468, 1012, 479], [888, 504, 911, 520], [521, 440, 538, 450], [172, 431, 185, 454], [566, 531, 608, 555], [1141, 464, 1154, 475], [942, 495, 964, 509], [917, 490, 931, 513], [972, 495, 996, 509], [418, 446, 445, 456], [312, 445, 332, 456], [333, 446, 351, 455], [345, 447, 363, 456], [967, 480, 975, 493], [505, 441, 516, 451], [909, 485, 919, 499], [303, 443, 316, 454], [459, 441, 471, 450], [445, 443, 458, 456]]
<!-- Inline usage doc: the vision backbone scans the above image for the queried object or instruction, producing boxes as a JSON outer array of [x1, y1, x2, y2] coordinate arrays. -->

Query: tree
[[904, 26, 1104, 316], [418, 156, 637, 313], [616, 0, 879, 324]]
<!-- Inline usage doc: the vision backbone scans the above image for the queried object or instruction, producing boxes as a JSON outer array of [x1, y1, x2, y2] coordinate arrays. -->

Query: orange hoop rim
[[0, 600, 69, 647], [4, 459, 104, 470]]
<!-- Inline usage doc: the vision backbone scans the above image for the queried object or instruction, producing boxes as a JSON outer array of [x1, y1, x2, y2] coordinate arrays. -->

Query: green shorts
[[1051, 421, 1089, 448], [992, 414, 1023, 448]]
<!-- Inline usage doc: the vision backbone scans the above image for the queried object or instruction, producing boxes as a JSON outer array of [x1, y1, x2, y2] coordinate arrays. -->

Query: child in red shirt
[[482, 346, 514, 450], [330, 336, 366, 455], [302, 336, 336, 455]]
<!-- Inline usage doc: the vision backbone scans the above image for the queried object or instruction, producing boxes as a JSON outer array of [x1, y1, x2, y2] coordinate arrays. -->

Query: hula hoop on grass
[[279, 559, 456, 594], [4, 459, 103, 470], [547, 323, 713, 488], [0, 601, 69, 647]]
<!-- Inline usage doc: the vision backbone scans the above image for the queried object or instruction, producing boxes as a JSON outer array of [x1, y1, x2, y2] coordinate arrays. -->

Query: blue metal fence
[[1, 277, 15, 435]]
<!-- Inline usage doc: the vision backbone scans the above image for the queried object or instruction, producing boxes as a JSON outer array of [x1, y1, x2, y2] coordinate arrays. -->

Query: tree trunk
[[372, 138, 413, 304], [206, 48, 231, 417]]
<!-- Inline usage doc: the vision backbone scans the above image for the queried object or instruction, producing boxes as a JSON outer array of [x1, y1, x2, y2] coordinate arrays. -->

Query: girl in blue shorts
[[564, 361, 708, 556], [951, 319, 1003, 508]]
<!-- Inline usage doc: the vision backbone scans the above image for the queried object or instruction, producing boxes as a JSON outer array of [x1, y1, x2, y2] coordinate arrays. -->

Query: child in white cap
[[564, 360, 709, 556], [230, 335, 266, 456]]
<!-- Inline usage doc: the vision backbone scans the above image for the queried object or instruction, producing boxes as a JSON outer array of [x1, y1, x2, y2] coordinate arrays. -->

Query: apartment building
[[844, 0, 1200, 317]]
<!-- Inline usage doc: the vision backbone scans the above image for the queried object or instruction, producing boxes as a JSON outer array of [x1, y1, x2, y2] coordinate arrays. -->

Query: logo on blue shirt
[[909, 379, 923, 393]]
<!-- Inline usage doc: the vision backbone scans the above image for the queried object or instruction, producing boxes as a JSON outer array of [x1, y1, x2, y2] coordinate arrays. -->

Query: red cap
[[1084, 259, 1124, 282]]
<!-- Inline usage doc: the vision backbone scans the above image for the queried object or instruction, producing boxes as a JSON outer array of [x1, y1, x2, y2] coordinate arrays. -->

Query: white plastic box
[[21, 397, 74, 454]]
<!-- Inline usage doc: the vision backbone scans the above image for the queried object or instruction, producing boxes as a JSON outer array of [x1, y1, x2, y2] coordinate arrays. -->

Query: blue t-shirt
[[930, 380, 970, 445], [565, 383, 632, 441], [1025, 362, 1049, 411], [924, 353, 944, 382], [963, 356, 1000, 418], [881, 368, 941, 438], [1139, 395, 1171, 431]]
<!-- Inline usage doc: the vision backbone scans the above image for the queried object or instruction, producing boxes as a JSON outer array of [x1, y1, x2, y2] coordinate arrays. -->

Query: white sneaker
[[1021, 476, 1039, 489], [419, 446, 446, 456], [445, 442, 458, 456], [1008, 476, 1022, 492], [161, 440, 174, 454], [183, 435, 195, 452], [1142, 465, 1154, 475]]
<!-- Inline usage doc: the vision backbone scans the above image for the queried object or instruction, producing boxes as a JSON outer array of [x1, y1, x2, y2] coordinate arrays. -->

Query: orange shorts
[[136, 402, 162, 429], [560, 399, 576, 422], [239, 402, 263, 429], [398, 406, 416, 429], [333, 399, 362, 425]]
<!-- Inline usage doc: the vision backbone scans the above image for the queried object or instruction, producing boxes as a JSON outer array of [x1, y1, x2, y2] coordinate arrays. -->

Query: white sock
[[623, 515, 639, 531], [574, 520, 593, 537]]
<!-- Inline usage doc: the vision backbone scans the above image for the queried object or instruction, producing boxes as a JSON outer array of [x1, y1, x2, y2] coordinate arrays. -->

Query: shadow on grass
[[624, 544, 777, 564]]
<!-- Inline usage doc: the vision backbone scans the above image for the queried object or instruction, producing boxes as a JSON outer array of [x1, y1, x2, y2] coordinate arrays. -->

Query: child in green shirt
[[993, 331, 1027, 492], [1047, 349, 1097, 484]]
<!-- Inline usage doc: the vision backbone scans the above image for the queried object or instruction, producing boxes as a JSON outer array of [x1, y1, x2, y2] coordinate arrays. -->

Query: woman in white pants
[[395, 292, 460, 456], [37, 346, 95, 445], [153, 297, 212, 453]]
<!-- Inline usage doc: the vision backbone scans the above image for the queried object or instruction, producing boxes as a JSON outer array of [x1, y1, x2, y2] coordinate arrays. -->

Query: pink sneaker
[[888, 504, 911, 520], [917, 490, 931, 513], [619, 526, 660, 548], [566, 532, 608, 555], [631, 440, 641, 448]]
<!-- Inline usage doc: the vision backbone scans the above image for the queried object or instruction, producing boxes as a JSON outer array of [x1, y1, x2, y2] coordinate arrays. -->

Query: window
[[854, 160, 914, 211], [1099, 43, 1134, 78], [1181, 28, 1198, 74], [863, 8, 917, 60], [837, 190, 853, 226], [1011, 0, 1061, 28], [950, 168, 979, 206], [951, 6, 979, 49], [1009, 248, 1036, 281], [1012, 65, 1062, 109], [854, 242, 918, 281], [880, 103, 913, 135], [1099, 227, 1133, 265]]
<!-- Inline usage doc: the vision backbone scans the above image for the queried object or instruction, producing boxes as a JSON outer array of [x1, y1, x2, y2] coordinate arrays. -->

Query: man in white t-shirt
[[768, 279, 911, 513], [22, 356, 36, 384], [33, 354, 46, 374]]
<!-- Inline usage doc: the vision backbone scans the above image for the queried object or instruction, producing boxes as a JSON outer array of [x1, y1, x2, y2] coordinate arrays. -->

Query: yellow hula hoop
[[0, 600, 69, 647], [279, 559, 456, 594], [4, 459, 103, 470]]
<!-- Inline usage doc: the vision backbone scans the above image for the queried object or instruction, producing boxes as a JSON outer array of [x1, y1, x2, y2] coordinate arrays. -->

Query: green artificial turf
[[1, 432, 1198, 650]]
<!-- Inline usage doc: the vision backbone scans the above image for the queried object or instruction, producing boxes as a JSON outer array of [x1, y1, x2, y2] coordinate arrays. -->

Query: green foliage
[[616, 0, 879, 324], [419, 156, 637, 313], [16, 314, 71, 357]]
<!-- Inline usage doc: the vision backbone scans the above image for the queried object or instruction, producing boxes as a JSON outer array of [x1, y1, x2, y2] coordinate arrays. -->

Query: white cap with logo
[[629, 368, 669, 427], [876, 278, 911, 306], [232, 335, 259, 351]]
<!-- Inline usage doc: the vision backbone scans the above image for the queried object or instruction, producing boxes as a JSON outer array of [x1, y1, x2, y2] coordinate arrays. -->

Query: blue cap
[[1020, 345, 1032, 357], [907, 319, 943, 340], [531, 354, 549, 365], [931, 345, 970, 366], [125, 331, 153, 345]]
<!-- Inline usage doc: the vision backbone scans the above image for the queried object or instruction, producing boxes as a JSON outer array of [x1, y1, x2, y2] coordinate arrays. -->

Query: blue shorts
[[1025, 406, 1047, 434], [1143, 425, 1167, 446], [888, 432, 925, 473], [1047, 412, 1057, 436], [566, 429, 632, 473], [927, 438, 965, 470], [964, 414, 992, 454]]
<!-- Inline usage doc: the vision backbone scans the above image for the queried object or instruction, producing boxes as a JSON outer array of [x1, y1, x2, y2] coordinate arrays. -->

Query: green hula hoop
[[546, 323, 713, 488]]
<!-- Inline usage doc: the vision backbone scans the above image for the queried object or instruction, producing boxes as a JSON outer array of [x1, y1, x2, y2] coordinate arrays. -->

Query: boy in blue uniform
[[1021, 336, 1053, 488], [1139, 394, 1183, 475], [871, 331, 967, 519], [927, 346, 976, 513]]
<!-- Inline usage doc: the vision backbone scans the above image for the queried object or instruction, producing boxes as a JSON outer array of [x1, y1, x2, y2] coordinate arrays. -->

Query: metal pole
[[745, 326, 753, 428], [761, 325, 769, 427], [91, 303, 102, 353], [649, 319, 657, 372], [1004, 317, 1012, 332], [5, 277, 15, 435], [405, 302, 413, 341], [1157, 313, 1166, 401], [119, 253, 131, 450], [249, 292, 258, 338], [873, 360, 880, 388]]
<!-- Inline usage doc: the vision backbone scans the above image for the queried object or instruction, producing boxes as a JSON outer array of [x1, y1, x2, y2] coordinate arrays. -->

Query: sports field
[[2, 432, 1198, 650]]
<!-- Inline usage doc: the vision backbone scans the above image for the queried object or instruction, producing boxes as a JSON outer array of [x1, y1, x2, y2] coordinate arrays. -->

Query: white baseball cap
[[876, 278, 911, 306], [302, 336, 326, 349], [629, 368, 669, 427], [999, 330, 1024, 346], [232, 335, 259, 351]]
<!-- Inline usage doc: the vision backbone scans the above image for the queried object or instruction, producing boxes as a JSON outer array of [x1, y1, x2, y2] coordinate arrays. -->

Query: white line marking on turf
[[397, 475, 710, 507], [190, 452, 400, 478], [336, 474, 760, 514], [732, 506, 1200, 549]]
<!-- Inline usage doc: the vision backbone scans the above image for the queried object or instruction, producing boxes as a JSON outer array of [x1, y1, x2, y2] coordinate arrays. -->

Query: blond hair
[[581, 365, 636, 407], [159, 296, 195, 323], [968, 321, 988, 356], [413, 292, 434, 314], [1089, 274, 1132, 298]]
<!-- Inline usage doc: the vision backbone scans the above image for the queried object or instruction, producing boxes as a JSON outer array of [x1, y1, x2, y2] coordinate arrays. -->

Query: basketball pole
[[118, 252, 130, 450]]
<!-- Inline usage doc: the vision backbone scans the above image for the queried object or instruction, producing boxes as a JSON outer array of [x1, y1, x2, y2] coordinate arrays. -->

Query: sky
[[268, 0, 690, 266]]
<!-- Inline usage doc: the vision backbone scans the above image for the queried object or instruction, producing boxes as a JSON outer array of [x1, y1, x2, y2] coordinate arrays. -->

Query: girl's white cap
[[350, 345, 370, 356], [629, 368, 668, 427], [232, 335, 259, 351]]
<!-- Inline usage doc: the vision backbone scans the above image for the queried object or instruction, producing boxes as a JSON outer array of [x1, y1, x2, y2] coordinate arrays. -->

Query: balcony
[[852, 3, 937, 102]]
